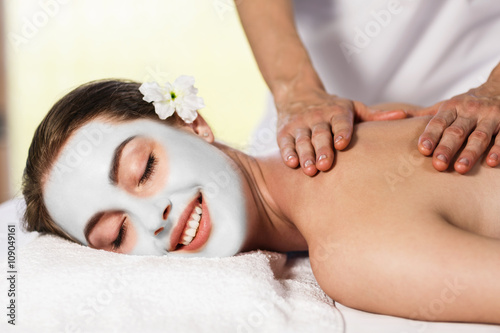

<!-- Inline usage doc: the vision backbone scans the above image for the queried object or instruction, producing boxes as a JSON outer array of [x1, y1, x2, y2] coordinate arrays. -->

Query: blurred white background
[[1, 0, 267, 202]]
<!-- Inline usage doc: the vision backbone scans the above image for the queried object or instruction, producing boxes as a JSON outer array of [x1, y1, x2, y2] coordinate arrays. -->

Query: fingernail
[[334, 136, 343, 144], [490, 153, 499, 161], [422, 140, 432, 150], [457, 157, 469, 166], [318, 154, 327, 161], [304, 160, 314, 167], [436, 154, 448, 163], [286, 155, 295, 161]]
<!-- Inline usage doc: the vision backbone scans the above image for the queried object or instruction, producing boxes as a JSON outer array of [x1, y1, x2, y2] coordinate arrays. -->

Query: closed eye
[[112, 136, 167, 198], [139, 153, 157, 186], [112, 217, 128, 250]]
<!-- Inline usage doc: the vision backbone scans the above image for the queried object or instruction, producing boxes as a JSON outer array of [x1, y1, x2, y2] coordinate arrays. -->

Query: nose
[[153, 204, 171, 236], [163, 205, 171, 220]]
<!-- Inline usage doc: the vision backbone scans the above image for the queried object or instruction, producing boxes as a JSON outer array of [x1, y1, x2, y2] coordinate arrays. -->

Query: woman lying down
[[23, 78, 500, 324]]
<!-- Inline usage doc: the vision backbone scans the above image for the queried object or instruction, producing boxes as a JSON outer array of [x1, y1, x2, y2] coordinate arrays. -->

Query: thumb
[[352, 101, 376, 121], [352, 101, 407, 121], [352, 102, 408, 121], [369, 109, 408, 121], [405, 102, 442, 117]]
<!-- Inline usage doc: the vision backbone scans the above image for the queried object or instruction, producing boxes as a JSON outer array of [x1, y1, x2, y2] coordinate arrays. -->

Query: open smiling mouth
[[169, 192, 212, 252]]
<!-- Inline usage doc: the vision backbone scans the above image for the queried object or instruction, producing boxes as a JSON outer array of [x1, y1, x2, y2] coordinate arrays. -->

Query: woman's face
[[43, 118, 248, 257]]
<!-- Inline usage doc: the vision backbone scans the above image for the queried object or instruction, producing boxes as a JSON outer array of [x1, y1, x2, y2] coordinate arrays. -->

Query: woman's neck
[[214, 142, 309, 253]]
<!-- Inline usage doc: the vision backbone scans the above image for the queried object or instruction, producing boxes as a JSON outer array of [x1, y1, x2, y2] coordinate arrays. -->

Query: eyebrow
[[84, 212, 105, 246], [109, 136, 136, 185]]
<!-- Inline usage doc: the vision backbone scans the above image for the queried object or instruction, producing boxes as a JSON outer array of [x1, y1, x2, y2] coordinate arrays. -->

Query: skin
[[236, 104, 500, 323], [43, 117, 250, 257], [416, 63, 500, 174], [235, 0, 500, 176], [46, 103, 500, 324]]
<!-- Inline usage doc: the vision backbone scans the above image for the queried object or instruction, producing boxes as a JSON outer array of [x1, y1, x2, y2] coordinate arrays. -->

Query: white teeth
[[179, 203, 203, 246], [185, 228, 196, 237], [188, 220, 199, 228], [182, 235, 193, 245]]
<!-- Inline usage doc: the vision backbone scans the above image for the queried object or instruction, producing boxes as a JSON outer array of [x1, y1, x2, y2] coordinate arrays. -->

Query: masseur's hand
[[236, 0, 404, 176], [276, 90, 407, 176], [417, 65, 500, 174]]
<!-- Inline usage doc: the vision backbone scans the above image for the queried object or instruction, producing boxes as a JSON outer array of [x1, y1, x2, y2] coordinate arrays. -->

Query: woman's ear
[[183, 113, 214, 143]]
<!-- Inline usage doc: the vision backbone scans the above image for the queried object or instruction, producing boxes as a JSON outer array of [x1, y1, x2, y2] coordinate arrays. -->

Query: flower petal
[[140, 75, 205, 123], [173, 75, 196, 91], [183, 94, 205, 110], [153, 101, 175, 120], [139, 82, 165, 103], [163, 82, 174, 96], [176, 106, 198, 123]]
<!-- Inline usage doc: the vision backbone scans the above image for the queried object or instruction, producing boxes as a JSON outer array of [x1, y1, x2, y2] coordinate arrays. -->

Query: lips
[[169, 192, 212, 252]]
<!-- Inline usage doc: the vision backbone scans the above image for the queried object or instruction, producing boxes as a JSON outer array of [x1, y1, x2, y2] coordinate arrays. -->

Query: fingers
[[486, 134, 500, 167], [278, 133, 299, 168], [330, 110, 354, 151], [418, 91, 500, 173], [311, 123, 334, 171], [454, 119, 496, 174], [294, 128, 318, 176], [418, 108, 457, 157], [431, 116, 474, 172], [278, 122, 336, 176], [278, 96, 419, 175]]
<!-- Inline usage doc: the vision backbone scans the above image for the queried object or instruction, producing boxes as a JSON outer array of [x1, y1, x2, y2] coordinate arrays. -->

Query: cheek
[[129, 227, 167, 255]]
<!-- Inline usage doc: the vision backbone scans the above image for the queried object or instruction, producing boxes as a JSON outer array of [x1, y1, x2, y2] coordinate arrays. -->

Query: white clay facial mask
[[44, 119, 248, 257]]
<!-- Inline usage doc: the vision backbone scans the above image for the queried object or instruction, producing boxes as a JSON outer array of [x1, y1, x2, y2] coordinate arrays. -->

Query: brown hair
[[22, 79, 180, 242]]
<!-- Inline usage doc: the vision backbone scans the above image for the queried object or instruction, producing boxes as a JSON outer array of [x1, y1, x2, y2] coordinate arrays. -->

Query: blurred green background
[[1, 0, 267, 202]]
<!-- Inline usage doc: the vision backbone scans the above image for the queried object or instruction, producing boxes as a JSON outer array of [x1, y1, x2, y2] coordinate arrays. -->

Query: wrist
[[475, 80, 500, 98], [476, 62, 500, 97], [270, 60, 326, 112]]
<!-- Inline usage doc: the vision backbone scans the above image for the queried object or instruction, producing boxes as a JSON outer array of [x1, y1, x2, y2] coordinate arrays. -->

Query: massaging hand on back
[[237, 0, 500, 176], [415, 63, 500, 174], [273, 82, 406, 176]]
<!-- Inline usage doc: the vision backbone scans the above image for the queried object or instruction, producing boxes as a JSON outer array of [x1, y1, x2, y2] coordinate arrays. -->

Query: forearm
[[235, 0, 324, 105], [236, 0, 403, 173]]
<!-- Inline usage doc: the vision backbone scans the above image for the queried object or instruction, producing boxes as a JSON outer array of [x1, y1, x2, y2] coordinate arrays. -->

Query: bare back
[[267, 116, 500, 241], [260, 116, 500, 323]]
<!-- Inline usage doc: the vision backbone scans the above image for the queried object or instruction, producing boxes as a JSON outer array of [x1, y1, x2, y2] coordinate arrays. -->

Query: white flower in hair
[[139, 75, 205, 123]]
